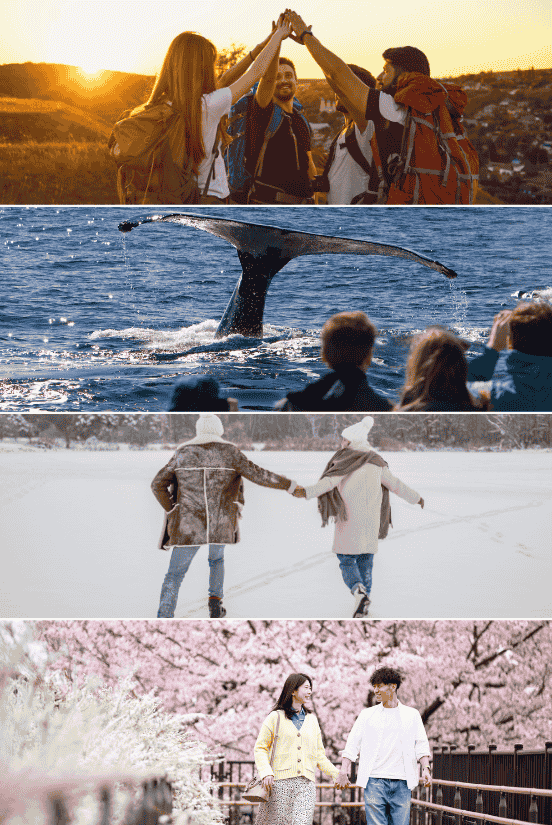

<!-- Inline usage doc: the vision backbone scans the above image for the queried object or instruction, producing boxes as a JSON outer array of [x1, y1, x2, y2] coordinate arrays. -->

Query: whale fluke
[[118, 213, 458, 338]]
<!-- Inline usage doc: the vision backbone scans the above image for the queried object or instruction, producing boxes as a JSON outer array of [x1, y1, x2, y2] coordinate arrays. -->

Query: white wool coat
[[305, 463, 419, 555]]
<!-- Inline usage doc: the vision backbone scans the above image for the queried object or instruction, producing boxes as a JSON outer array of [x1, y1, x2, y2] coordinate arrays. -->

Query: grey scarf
[[317, 447, 392, 539]]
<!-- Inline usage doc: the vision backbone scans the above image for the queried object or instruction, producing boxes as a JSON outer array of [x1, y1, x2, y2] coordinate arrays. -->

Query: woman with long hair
[[128, 19, 292, 203], [254, 674, 340, 825], [396, 326, 487, 411]]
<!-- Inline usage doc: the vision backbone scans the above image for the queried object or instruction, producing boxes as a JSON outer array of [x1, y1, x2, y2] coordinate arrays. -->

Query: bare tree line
[[0, 413, 551, 450]]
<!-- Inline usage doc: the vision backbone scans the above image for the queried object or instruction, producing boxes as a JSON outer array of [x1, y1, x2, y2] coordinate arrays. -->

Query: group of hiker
[[109, 10, 479, 205], [168, 300, 552, 412]]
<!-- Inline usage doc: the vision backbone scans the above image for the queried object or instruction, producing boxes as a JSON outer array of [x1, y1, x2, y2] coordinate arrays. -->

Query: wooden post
[[454, 785, 462, 825], [498, 791, 508, 821], [48, 794, 70, 825], [99, 786, 111, 825]]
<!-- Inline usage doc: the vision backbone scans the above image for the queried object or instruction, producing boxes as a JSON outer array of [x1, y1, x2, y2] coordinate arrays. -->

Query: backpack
[[224, 87, 310, 200], [319, 123, 380, 204], [109, 103, 218, 205], [383, 75, 479, 204]]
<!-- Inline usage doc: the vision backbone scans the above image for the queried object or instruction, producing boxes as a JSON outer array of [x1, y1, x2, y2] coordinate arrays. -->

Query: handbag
[[241, 711, 282, 803]]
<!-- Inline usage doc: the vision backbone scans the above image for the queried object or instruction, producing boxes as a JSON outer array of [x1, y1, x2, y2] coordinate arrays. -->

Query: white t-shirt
[[370, 706, 407, 780], [378, 92, 407, 125], [197, 87, 232, 199], [327, 122, 375, 205]]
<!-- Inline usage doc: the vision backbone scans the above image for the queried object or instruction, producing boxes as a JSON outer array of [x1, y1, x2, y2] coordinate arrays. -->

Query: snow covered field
[[1, 447, 550, 620]]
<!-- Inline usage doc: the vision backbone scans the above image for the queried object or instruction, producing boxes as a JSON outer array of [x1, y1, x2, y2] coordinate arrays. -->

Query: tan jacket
[[152, 442, 294, 546], [254, 710, 339, 783]]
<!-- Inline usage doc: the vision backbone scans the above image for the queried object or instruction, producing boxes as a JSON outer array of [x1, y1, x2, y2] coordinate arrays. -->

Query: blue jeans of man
[[364, 778, 411, 825], [157, 544, 225, 618], [336, 553, 374, 595]]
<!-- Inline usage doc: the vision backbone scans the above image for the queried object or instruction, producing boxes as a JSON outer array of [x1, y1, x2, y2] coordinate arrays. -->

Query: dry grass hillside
[[0, 97, 117, 203]]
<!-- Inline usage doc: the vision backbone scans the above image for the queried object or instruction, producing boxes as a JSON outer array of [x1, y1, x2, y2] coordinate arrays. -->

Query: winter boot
[[352, 584, 370, 618], [208, 596, 227, 618]]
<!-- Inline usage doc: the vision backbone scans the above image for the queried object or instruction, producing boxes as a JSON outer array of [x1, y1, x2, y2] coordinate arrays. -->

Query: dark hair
[[348, 63, 376, 89], [382, 47, 430, 77], [279, 57, 297, 78], [370, 667, 402, 690], [168, 375, 229, 411], [273, 673, 313, 720], [398, 327, 481, 411], [321, 312, 377, 369], [509, 302, 552, 356]]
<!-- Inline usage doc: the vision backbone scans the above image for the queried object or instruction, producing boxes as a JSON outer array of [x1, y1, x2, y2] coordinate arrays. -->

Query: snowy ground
[[1, 447, 551, 620]]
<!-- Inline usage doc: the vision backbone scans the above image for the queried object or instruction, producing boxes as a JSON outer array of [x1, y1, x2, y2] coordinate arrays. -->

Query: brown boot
[[208, 597, 227, 618]]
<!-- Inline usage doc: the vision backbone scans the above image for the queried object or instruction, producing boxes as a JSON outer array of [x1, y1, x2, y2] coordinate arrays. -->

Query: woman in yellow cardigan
[[254, 673, 340, 825]]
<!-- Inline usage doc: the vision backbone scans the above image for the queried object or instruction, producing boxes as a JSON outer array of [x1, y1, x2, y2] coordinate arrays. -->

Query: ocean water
[[1, 205, 551, 411]]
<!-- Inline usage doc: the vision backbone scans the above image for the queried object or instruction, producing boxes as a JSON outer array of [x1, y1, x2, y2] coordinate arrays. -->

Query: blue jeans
[[157, 544, 225, 618], [336, 553, 374, 595], [364, 778, 411, 825]]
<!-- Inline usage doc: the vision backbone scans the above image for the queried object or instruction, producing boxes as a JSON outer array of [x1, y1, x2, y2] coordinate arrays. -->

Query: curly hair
[[370, 667, 403, 689]]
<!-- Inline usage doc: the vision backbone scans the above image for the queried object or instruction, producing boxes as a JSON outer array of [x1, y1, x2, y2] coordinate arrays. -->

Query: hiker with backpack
[[109, 20, 293, 205], [316, 65, 382, 205], [292, 417, 424, 618], [226, 45, 317, 203], [285, 10, 479, 204]]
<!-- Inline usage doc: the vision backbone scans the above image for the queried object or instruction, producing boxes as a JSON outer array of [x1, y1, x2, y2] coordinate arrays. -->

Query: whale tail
[[118, 213, 458, 337]]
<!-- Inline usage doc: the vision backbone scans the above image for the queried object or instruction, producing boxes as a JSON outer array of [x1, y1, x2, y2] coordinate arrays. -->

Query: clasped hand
[[270, 10, 311, 42]]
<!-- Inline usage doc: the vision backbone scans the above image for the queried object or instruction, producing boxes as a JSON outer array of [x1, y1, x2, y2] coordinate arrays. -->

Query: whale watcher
[[168, 375, 239, 411], [110, 20, 292, 204], [285, 10, 479, 204], [396, 326, 488, 411], [467, 302, 552, 411], [292, 418, 424, 617], [151, 414, 299, 618], [275, 312, 393, 411]]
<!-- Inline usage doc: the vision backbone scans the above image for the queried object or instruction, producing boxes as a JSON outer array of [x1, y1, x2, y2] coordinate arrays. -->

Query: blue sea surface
[[0, 205, 550, 411]]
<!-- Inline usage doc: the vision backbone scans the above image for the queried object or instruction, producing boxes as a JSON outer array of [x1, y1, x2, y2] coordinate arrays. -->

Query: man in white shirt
[[336, 668, 431, 825]]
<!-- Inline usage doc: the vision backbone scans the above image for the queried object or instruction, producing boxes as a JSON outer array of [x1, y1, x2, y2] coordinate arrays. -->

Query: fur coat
[[152, 441, 293, 547]]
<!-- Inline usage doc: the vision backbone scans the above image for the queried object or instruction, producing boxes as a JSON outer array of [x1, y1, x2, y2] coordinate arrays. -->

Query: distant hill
[[0, 97, 111, 142], [0, 62, 154, 127]]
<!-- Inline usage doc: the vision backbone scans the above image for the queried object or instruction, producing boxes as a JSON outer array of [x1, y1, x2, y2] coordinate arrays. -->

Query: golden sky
[[1, 0, 550, 79]]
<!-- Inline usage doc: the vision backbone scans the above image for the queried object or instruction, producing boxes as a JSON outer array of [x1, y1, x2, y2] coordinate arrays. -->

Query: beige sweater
[[254, 710, 339, 782]]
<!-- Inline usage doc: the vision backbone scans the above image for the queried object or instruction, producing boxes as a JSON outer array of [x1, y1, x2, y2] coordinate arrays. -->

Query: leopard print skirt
[[255, 777, 316, 825]]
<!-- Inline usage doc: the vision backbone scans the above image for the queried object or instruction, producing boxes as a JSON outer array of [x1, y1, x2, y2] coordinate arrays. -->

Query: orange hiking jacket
[[385, 72, 479, 204]]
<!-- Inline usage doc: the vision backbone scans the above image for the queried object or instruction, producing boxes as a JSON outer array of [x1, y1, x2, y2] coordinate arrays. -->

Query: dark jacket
[[467, 347, 552, 411], [275, 367, 393, 412], [152, 441, 293, 546]]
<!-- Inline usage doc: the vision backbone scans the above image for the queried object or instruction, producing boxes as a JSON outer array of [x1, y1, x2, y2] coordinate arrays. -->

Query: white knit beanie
[[341, 416, 374, 450], [195, 414, 224, 439]]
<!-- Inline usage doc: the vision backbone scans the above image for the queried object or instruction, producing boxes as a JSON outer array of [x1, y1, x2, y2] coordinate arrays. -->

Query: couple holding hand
[[254, 669, 431, 825], [151, 414, 423, 618]]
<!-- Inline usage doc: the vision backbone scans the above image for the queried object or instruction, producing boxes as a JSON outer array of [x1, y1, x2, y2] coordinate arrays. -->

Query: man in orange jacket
[[286, 10, 479, 204]]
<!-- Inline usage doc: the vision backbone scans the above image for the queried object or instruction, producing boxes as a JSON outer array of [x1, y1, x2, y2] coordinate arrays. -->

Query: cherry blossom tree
[[37, 620, 552, 758]]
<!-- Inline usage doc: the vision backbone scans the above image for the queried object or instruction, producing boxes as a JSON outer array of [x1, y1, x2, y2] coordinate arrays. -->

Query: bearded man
[[246, 54, 317, 203]]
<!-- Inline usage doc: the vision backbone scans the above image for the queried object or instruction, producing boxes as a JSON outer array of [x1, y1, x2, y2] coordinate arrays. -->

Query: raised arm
[[218, 23, 279, 89], [287, 10, 370, 123], [228, 19, 291, 105]]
